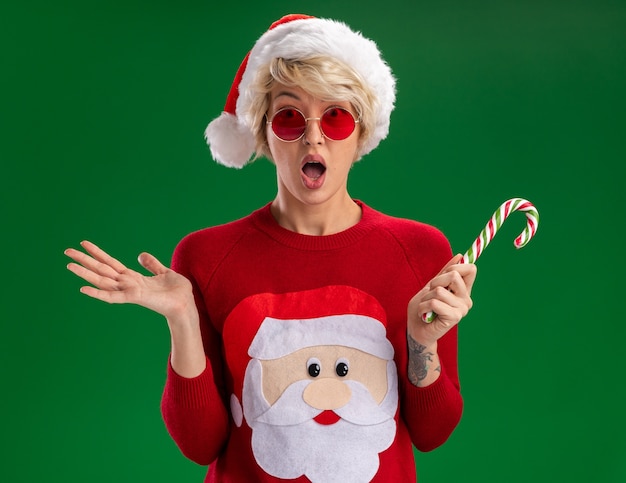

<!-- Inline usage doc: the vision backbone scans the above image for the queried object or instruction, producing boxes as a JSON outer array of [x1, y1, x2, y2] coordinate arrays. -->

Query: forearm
[[402, 325, 462, 450], [401, 367, 463, 451], [407, 333, 441, 387], [161, 355, 229, 465], [162, 304, 228, 464], [167, 305, 207, 378]]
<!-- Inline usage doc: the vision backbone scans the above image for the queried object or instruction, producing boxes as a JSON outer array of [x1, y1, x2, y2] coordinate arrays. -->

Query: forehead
[[269, 83, 350, 109], [269, 84, 316, 106]]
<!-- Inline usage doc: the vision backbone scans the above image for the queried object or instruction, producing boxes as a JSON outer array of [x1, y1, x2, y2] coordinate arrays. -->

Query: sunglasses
[[267, 106, 360, 142]]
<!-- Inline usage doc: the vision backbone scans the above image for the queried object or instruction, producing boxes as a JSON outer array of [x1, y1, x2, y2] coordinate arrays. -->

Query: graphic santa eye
[[335, 358, 349, 377], [307, 357, 321, 377]]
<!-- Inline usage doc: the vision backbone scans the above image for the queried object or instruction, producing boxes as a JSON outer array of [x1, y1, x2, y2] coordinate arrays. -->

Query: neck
[[271, 192, 362, 236]]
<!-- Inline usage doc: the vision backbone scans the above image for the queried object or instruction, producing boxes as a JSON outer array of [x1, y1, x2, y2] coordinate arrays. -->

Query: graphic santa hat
[[205, 14, 396, 168], [222, 285, 393, 425]]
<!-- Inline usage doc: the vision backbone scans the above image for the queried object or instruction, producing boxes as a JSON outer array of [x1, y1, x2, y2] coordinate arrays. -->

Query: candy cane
[[422, 198, 539, 323]]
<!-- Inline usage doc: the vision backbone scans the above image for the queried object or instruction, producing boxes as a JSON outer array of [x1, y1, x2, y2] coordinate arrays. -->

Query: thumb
[[438, 253, 464, 273], [138, 252, 168, 275]]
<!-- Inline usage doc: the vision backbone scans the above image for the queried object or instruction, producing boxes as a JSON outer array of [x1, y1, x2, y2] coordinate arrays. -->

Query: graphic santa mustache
[[226, 287, 399, 483]]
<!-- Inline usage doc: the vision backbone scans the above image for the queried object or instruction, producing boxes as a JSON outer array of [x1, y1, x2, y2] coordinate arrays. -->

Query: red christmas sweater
[[161, 201, 463, 482]]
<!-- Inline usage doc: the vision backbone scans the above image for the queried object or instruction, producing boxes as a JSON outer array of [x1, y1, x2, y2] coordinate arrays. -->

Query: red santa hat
[[205, 14, 396, 168]]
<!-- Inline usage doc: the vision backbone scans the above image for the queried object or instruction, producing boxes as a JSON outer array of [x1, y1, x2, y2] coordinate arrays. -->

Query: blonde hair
[[243, 56, 377, 161]]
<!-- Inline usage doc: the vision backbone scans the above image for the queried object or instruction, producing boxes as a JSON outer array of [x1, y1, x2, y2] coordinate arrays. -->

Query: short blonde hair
[[244, 56, 377, 161]]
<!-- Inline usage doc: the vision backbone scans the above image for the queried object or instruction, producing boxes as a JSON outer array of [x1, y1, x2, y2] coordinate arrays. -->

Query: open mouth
[[302, 161, 327, 180]]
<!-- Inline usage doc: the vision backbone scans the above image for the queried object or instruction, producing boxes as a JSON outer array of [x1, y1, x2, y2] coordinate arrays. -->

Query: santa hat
[[205, 14, 396, 168]]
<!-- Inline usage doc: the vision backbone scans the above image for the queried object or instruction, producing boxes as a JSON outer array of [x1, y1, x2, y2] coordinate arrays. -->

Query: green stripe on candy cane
[[422, 198, 539, 323]]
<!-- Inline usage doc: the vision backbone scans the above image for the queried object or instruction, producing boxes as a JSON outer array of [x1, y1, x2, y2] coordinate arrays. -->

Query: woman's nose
[[303, 117, 324, 145]]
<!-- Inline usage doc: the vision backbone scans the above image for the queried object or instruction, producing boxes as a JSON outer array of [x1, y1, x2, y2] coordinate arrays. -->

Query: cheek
[[336, 146, 359, 171], [341, 133, 361, 163], [266, 131, 292, 165]]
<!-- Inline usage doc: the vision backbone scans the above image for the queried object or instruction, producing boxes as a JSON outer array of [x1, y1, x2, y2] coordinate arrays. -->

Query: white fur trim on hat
[[248, 314, 395, 361], [205, 15, 396, 168]]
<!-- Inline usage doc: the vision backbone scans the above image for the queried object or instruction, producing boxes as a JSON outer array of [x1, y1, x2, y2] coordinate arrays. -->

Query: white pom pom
[[204, 112, 256, 169]]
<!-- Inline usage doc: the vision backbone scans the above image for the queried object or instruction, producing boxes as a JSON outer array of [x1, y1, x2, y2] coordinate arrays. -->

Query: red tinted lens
[[271, 108, 306, 141], [320, 107, 356, 140]]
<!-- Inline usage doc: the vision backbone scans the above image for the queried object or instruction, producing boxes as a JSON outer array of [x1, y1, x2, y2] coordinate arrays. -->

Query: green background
[[3, 0, 625, 481]]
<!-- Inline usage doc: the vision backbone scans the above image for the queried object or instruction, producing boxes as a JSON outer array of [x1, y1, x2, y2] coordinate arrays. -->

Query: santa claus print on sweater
[[223, 285, 399, 483]]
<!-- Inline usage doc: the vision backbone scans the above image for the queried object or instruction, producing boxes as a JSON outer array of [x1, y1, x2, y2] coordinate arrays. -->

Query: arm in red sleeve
[[400, 325, 463, 452], [160, 233, 230, 465], [161, 354, 230, 464], [391, 220, 464, 451]]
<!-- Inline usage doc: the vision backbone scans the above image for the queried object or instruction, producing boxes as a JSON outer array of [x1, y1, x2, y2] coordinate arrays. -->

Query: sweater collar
[[250, 200, 381, 251]]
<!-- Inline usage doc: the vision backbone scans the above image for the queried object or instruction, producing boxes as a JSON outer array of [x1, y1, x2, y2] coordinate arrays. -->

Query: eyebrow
[[273, 91, 301, 102]]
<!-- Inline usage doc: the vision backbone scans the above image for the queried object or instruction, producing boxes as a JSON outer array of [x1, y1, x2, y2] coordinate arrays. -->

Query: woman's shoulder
[[364, 203, 450, 248], [179, 213, 254, 247], [171, 208, 262, 272], [363, 203, 453, 279]]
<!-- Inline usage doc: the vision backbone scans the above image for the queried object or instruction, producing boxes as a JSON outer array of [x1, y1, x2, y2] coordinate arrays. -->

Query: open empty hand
[[65, 241, 195, 321]]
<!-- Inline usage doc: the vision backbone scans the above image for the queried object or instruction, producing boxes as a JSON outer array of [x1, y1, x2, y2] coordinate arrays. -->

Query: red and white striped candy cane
[[422, 198, 539, 323]]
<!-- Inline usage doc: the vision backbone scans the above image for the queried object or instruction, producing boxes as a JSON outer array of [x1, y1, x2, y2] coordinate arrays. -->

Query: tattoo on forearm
[[407, 334, 441, 386]]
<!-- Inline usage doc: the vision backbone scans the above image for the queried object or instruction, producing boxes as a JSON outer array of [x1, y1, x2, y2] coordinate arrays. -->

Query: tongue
[[303, 163, 325, 179]]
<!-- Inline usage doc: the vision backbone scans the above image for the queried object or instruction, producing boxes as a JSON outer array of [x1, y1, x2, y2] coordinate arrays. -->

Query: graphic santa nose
[[302, 354, 352, 425]]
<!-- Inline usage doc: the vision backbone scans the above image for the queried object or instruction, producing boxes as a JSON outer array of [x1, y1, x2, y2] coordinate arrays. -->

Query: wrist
[[407, 324, 438, 350], [407, 332, 441, 387], [168, 313, 205, 378], [165, 296, 200, 329]]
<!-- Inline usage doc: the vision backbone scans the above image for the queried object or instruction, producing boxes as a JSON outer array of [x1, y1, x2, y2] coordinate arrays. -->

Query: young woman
[[65, 14, 476, 482]]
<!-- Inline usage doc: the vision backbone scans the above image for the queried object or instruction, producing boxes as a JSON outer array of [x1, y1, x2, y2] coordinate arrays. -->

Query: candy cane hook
[[422, 198, 539, 323]]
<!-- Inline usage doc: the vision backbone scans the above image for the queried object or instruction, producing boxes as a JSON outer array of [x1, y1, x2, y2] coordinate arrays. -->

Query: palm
[[65, 241, 193, 320]]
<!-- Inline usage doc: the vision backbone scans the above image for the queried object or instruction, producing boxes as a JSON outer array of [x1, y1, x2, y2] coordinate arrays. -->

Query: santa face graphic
[[225, 289, 399, 483]]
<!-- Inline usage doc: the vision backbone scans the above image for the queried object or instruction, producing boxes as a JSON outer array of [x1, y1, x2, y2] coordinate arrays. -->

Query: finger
[[438, 254, 464, 273], [446, 263, 477, 293], [427, 298, 466, 324], [66, 261, 121, 291], [64, 247, 121, 280], [438, 254, 475, 280], [137, 252, 169, 276], [429, 270, 466, 294], [419, 279, 473, 319], [421, 284, 464, 309], [79, 240, 127, 273], [438, 263, 477, 294], [432, 255, 467, 291], [460, 263, 477, 292], [420, 284, 471, 315], [79, 285, 134, 304]]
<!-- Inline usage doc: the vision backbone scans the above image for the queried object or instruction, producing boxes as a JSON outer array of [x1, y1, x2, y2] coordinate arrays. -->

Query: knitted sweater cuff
[[404, 365, 462, 411], [164, 355, 218, 409]]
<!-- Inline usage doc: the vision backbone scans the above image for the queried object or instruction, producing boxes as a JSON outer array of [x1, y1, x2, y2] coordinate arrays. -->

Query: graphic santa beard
[[233, 314, 399, 483]]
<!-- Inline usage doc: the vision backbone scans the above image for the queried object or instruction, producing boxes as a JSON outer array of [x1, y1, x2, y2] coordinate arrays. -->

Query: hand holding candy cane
[[422, 198, 539, 323]]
